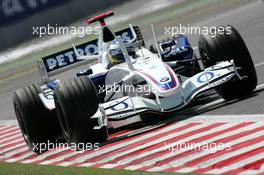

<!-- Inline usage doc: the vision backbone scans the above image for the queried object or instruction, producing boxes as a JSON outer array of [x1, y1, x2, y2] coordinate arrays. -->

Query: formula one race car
[[13, 11, 257, 153]]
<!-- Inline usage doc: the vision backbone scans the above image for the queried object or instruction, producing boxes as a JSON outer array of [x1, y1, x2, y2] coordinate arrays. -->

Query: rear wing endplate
[[38, 25, 145, 82]]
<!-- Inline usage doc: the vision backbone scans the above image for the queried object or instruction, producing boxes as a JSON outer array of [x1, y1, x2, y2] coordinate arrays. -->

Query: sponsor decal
[[210, 74, 233, 87], [110, 101, 129, 111], [43, 39, 98, 72], [197, 72, 215, 83], [42, 26, 139, 72]]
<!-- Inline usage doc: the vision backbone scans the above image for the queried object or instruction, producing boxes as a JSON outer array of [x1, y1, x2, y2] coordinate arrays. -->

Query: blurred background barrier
[[0, 0, 130, 49]]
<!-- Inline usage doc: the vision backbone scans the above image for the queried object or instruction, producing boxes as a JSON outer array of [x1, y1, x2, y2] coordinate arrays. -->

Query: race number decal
[[197, 72, 215, 83], [110, 101, 129, 111]]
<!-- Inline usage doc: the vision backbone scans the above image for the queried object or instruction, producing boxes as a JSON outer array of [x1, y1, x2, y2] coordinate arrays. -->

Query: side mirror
[[76, 69, 93, 77]]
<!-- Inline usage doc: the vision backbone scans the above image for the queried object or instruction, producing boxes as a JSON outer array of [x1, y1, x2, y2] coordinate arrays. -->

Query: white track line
[[79, 162, 97, 167], [191, 142, 264, 173], [0, 127, 20, 135], [0, 138, 24, 148], [125, 164, 147, 171], [59, 161, 76, 167], [195, 98, 224, 111], [0, 120, 17, 125], [208, 152, 264, 174], [0, 147, 29, 159], [5, 152, 35, 163], [0, 125, 17, 133], [22, 149, 66, 164], [0, 129, 21, 140], [255, 62, 264, 68], [100, 164, 118, 169], [238, 169, 264, 175], [39, 151, 83, 165], [175, 167, 197, 173], [183, 114, 264, 123], [257, 83, 264, 89], [0, 133, 22, 144], [0, 142, 26, 154]]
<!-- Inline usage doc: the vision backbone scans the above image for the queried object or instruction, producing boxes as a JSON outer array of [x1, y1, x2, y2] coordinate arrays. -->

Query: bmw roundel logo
[[160, 77, 170, 83]]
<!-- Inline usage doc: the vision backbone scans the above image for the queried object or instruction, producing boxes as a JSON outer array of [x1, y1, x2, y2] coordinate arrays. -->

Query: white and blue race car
[[13, 11, 257, 153]]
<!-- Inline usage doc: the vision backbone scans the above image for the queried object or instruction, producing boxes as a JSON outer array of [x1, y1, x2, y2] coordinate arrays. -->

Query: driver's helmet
[[108, 39, 135, 65]]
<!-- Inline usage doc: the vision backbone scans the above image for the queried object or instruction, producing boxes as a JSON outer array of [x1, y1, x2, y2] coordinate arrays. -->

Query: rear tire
[[54, 76, 108, 151], [198, 25, 257, 100], [13, 84, 61, 154]]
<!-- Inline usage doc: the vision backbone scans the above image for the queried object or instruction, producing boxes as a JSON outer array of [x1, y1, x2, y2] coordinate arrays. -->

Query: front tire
[[198, 25, 257, 100], [13, 84, 61, 154], [54, 77, 108, 150]]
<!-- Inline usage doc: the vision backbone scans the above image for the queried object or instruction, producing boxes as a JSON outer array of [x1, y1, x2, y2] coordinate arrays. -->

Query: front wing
[[102, 61, 236, 128]]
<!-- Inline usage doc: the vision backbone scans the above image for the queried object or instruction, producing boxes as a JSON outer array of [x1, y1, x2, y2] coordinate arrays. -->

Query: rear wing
[[38, 25, 145, 82]]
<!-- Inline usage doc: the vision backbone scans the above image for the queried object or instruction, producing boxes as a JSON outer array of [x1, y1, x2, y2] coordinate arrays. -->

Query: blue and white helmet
[[108, 39, 135, 65]]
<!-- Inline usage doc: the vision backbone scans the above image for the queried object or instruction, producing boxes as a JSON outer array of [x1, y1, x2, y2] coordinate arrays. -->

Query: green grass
[[0, 162, 200, 175]]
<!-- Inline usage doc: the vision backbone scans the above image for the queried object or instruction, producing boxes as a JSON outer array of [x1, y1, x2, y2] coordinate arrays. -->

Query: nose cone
[[136, 62, 180, 97], [152, 64, 180, 97]]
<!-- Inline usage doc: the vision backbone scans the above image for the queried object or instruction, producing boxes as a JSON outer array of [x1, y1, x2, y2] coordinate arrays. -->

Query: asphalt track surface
[[0, 1, 264, 174]]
